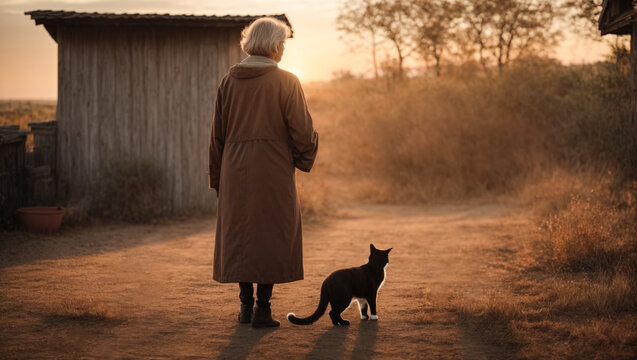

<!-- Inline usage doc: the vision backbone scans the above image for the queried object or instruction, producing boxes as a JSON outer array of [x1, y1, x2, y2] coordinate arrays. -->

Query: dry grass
[[523, 170, 637, 274], [518, 168, 608, 218], [448, 276, 637, 358], [444, 171, 637, 359], [544, 196, 636, 273], [510, 316, 637, 359], [454, 293, 526, 324], [541, 273, 636, 316]]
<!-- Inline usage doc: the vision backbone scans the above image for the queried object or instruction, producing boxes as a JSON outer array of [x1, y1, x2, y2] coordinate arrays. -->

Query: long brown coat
[[208, 64, 318, 284]]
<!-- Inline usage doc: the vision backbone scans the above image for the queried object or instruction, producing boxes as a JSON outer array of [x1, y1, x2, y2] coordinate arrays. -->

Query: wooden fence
[[0, 121, 57, 230], [0, 126, 29, 230], [27, 121, 57, 206]]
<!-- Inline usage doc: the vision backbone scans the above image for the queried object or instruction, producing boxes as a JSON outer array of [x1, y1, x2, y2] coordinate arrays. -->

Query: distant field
[[0, 100, 56, 129], [0, 100, 56, 152]]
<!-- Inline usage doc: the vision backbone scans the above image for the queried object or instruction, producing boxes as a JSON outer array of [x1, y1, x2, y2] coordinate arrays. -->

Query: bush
[[545, 195, 636, 273], [90, 159, 168, 222], [308, 56, 636, 202]]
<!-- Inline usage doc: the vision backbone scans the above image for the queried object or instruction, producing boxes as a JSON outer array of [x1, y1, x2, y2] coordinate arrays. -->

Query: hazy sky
[[1, 0, 610, 99]]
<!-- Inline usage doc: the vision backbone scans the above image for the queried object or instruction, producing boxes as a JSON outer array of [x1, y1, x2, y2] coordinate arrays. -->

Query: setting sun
[[288, 67, 303, 79]]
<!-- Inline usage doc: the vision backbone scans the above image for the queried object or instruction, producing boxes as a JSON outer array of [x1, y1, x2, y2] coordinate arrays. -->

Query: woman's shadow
[[304, 321, 378, 360], [216, 324, 275, 360]]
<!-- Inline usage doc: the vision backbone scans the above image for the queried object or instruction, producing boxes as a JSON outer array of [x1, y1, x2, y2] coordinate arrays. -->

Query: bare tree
[[337, 0, 382, 79], [463, 0, 559, 73], [374, 0, 418, 79], [564, 0, 603, 35], [337, 0, 560, 79], [412, 0, 464, 77]]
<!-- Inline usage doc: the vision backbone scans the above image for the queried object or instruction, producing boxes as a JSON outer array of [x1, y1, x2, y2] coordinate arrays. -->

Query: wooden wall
[[56, 25, 245, 213]]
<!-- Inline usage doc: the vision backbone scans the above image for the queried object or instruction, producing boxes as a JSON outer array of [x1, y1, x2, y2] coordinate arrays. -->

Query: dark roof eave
[[598, 0, 636, 35], [25, 10, 293, 42]]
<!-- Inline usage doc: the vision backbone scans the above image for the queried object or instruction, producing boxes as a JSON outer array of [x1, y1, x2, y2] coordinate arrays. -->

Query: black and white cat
[[287, 244, 391, 326]]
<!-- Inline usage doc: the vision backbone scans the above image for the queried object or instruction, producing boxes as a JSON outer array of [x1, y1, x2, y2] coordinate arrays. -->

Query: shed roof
[[598, 0, 635, 35], [25, 10, 293, 42]]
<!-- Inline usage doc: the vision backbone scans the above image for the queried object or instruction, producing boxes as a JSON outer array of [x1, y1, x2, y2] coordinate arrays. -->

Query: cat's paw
[[360, 315, 369, 320], [370, 315, 378, 320], [340, 320, 350, 326]]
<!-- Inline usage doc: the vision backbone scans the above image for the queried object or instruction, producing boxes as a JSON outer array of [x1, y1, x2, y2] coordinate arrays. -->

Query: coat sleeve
[[284, 76, 319, 172], [208, 83, 225, 192]]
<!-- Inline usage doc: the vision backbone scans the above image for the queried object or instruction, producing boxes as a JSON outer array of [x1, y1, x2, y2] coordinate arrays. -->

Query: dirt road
[[0, 202, 533, 359]]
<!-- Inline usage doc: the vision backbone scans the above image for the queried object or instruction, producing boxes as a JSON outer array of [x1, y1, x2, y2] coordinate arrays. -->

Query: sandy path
[[0, 202, 533, 359]]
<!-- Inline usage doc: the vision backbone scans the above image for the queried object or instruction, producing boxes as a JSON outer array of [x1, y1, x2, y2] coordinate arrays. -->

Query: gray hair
[[240, 17, 291, 57]]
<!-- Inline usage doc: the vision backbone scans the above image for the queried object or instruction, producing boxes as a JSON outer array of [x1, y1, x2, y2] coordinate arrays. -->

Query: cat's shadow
[[304, 326, 349, 360], [352, 321, 379, 358], [304, 321, 379, 360]]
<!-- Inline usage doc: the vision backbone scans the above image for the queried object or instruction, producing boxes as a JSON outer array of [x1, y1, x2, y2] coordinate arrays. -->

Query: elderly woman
[[208, 17, 319, 328]]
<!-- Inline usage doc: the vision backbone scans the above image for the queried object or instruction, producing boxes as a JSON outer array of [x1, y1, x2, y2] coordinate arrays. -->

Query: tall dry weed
[[545, 196, 636, 273]]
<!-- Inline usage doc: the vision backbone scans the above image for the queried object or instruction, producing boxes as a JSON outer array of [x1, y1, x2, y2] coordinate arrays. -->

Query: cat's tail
[[287, 284, 328, 325]]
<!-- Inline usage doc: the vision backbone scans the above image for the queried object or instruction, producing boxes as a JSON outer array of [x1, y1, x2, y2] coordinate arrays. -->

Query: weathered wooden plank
[[229, 29, 244, 66], [196, 28, 207, 211], [95, 25, 116, 199], [87, 26, 99, 195], [199, 28, 219, 210], [146, 27, 161, 184], [217, 29, 230, 84], [68, 26, 79, 198], [95, 25, 107, 194], [79, 26, 92, 197], [157, 26, 175, 212], [129, 26, 145, 162], [184, 28, 197, 211], [118, 27, 133, 162], [632, 22, 637, 124], [56, 26, 70, 201], [172, 28, 185, 212], [66, 26, 81, 200]]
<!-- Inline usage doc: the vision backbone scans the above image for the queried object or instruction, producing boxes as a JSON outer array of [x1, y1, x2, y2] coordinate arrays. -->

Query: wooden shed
[[25, 10, 292, 213]]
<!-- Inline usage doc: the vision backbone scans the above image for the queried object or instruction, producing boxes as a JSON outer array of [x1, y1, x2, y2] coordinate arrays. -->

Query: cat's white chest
[[378, 263, 388, 291]]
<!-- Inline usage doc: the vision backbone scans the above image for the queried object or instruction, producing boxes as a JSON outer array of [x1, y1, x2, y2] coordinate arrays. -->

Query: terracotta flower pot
[[17, 206, 65, 231]]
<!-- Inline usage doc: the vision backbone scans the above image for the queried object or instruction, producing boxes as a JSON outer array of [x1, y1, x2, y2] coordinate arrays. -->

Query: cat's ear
[[370, 244, 377, 252], [386, 248, 392, 253]]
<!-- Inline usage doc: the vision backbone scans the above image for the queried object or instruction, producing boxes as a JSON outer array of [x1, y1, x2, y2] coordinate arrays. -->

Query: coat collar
[[238, 55, 278, 67]]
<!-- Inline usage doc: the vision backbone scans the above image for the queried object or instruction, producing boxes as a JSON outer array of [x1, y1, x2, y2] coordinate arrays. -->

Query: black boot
[[252, 301, 280, 328], [252, 284, 280, 328], [238, 282, 254, 324]]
